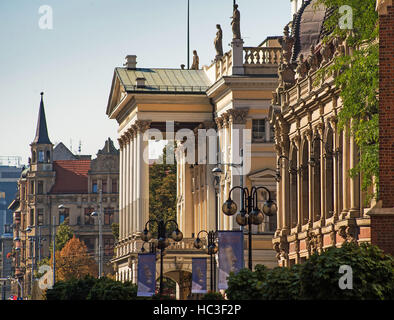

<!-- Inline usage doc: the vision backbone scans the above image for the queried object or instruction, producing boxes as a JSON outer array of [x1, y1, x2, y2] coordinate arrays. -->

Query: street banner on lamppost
[[218, 230, 244, 290], [137, 253, 156, 297], [192, 258, 207, 294]]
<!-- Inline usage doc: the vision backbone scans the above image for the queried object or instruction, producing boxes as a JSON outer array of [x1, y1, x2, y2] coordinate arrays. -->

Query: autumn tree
[[53, 235, 98, 281]]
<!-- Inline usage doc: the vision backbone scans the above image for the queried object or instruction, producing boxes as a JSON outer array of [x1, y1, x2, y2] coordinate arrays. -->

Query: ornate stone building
[[107, 5, 281, 298], [269, 0, 384, 266], [9, 94, 119, 298]]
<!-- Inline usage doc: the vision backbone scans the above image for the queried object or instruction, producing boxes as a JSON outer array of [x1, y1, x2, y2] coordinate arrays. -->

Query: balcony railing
[[243, 47, 282, 66]]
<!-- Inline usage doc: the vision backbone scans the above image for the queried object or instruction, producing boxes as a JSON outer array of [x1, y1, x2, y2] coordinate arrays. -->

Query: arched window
[[301, 140, 309, 225], [46, 150, 51, 163], [290, 146, 298, 228], [338, 131, 344, 214]]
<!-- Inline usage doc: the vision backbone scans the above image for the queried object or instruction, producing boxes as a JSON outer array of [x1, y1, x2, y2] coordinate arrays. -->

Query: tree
[[226, 243, 394, 300], [49, 221, 74, 253], [149, 145, 177, 234], [111, 223, 119, 242], [316, 0, 379, 200], [53, 235, 98, 281], [45, 276, 138, 300]]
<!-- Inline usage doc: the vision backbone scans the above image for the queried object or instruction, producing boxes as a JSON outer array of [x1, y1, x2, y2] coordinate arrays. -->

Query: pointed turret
[[32, 92, 52, 145]]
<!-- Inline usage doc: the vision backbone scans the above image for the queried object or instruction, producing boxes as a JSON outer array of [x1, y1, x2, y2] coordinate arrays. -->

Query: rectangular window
[[37, 209, 44, 226], [104, 208, 114, 225], [252, 119, 266, 142], [30, 209, 35, 226], [92, 180, 98, 193], [38, 151, 45, 163], [104, 238, 114, 256], [59, 208, 69, 225], [37, 181, 44, 195], [30, 181, 35, 195], [83, 237, 95, 254], [102, 180, 107, 193], [84, 207, 95, 225], [112, 179, 118, 193]]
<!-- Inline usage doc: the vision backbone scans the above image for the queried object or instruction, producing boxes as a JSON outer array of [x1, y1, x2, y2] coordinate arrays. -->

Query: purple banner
[[137, 253, 156, 297], [192, 258, 207, 294], [218, 230, 244, 290]]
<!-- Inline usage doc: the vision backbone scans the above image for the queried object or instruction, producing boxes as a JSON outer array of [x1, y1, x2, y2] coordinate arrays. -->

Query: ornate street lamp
[[223, 186, 277, 270], [193, 230, 218, 292], [141, 219, 183, 296]]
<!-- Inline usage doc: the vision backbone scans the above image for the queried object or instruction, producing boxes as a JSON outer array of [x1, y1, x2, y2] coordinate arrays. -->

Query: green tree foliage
[[149, 145, 177, 234], [300, 243, 394, 300], [316, 0, 379, 200], [45, 276, 138, 300], [111, 223, 119, 241], [226, 243, 394, 300], [49, 221, 74, 253], [201, 291, 225, 300]]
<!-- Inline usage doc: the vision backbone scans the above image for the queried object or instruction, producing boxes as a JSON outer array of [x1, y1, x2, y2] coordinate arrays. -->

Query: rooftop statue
[[191, 50, 199, 70], [214, 24, 223, 59], [231, 4, 241, 40]]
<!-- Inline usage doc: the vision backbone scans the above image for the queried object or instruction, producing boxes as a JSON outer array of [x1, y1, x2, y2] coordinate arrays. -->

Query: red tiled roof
[[50, 160, 91, 194]]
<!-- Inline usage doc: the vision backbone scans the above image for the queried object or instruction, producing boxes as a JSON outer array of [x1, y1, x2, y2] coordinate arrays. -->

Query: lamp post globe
[[262, 200, 277, 216], [141, 229, 152, 242], [250, 208, 264, 225], [171, 229, 183, 242], [222, 199, 237, 216], [235, 213, 248, 226], [194, 237, 203, 249]]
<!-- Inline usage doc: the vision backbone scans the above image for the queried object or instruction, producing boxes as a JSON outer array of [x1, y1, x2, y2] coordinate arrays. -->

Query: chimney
[[181, 64, 185, 70], [136, 77, 146, 88], [124, 55, 137, 69]]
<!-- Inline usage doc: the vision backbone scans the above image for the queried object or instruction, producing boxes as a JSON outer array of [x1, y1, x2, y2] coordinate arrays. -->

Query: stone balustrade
[[243, 47, 282, 65]]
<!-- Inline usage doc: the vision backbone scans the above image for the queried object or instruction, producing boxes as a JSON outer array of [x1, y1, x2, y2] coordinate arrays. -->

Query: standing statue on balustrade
[[231, 4, 241, 40], [214, 24, 223, 59]]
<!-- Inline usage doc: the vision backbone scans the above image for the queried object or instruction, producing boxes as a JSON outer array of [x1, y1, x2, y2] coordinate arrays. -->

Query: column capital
[[127, 127, 136, 139], [134, 120, 151, 133], [304, 129, 313, 141], [316, 122, 325, 136], [215, 117, 223, 130], [227, 108, 249, 125], [118, 137, 125, 149], [328, 116, 338, 131]]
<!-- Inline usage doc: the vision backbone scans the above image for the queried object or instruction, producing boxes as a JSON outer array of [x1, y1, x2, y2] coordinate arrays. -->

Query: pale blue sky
[[0, 0, 291, 164]]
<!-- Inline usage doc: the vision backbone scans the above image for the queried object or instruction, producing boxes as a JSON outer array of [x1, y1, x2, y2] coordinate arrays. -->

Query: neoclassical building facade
[[107, 6, 282, 297], [270, 0, 376, 266]]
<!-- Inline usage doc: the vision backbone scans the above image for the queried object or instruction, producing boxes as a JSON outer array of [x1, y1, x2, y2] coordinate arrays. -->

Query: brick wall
[[370, 213, 394, 256], [379, 5, 394, 207]]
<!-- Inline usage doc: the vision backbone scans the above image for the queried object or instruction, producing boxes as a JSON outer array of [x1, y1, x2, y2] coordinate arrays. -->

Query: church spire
[[32, 92, 52, 145]]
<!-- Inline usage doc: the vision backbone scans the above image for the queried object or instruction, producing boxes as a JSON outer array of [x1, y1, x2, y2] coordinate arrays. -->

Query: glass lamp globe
[[141, 229, 152, 242], [222, 199, 237, 216], [236, 213, 248, 226], [263, 200, 277, 216], [194, 238, 203, 249], [157, 237, 170, 249], [250, 209, 264, 225], [172, 229, 183, 242], [208, 244, 218, 255]]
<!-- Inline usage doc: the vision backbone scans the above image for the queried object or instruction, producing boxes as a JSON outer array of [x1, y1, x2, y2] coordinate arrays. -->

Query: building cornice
[[376, 0, 393, 15]]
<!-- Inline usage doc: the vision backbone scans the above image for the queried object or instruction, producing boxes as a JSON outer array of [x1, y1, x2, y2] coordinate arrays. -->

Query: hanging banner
[[218, 230, 244, 290], [192, 258, 207, 294], [137, 253, 156, 297]]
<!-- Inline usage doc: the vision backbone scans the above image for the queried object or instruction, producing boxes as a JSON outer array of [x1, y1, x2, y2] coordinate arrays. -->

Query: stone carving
[[279, 237, 289, 260], [306, 230, 323, 254], [273, 242, 281, 260], [227, 108, 249, 125], [338, 225, 358, 243], [307, 45, 320, 74], [278, 63, 296, 89], [191, 50, 199, 70], [281, 25, 295, 65], [134, 120, 151, 133], [320, 42, 334, 66], [333, 36, 346, 58], [231, 4, 241, 40], [295, 54, 309, 80], [214, 24, 223, 59]]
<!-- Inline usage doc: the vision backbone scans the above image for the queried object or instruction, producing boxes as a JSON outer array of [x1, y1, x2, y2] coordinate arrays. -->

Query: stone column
[[118, 138, 125, 241], [348, 125, 360, 218], [294, 135, 302, 231], [228, 109, 249, 231], [231, 39, 245, 75], [132, 125, 138, 236], [306, 130, 314, 226], [341, 125, 350, 218], [222, 114, 230, 230], [329, 116, 339, 221], [135, 120, 151, 233], [128, 128, 135, 236], [317, 123, 326, 224], [125, 131, 131, 239], [274, 144, 283, 234]]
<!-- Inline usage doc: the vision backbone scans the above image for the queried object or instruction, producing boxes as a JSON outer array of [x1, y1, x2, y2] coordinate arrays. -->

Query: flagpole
[[187, 0, 190, 69]]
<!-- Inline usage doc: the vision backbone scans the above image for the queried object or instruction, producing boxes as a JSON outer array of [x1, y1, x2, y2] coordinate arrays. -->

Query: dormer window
[[46, 150, 51, 163], [32, 151, 37, 163]]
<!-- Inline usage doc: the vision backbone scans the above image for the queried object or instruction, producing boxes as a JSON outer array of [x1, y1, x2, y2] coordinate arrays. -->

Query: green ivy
[[316, 0, 379, 201]]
